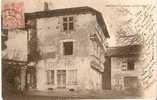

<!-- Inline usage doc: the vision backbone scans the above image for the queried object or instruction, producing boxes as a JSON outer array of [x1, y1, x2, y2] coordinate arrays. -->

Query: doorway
[[26, 67, 36, 90], [57, 70, 66, 88], [124, 76, 138, 89]]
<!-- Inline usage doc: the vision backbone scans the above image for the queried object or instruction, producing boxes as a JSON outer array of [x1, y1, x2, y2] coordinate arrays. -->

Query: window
[[127, 60, 135, 70], [63, 16, 74, 31], [63, 41, 73, 55], [68, 70, 77, 85], [121, 58, 135, 71], [47, 70, 54, 84]]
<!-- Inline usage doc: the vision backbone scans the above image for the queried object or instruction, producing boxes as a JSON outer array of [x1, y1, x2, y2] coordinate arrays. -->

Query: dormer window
[[63, 16, 74, 31]]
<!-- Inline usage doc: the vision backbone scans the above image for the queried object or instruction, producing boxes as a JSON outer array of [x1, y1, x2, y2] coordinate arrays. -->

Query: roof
[[25, 6, 110, 38], [106, 45, 142, 57]]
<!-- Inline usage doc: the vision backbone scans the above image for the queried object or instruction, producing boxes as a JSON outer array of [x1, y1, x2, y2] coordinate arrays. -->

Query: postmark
[[2, 2, 25, 30]]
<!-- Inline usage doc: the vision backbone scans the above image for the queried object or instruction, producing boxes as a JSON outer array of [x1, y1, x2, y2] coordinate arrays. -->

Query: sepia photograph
[[1, 0, 157, 99]]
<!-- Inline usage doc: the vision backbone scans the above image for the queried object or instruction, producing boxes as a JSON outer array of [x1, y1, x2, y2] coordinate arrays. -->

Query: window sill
[[63, 55, 75, 58], [63, 30, 75, 34], [47, 83, 55, 85]]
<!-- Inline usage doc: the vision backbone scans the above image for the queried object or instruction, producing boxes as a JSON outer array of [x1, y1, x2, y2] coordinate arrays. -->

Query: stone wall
[[34, 13, 106, 91], [111, 57, 142, 90]]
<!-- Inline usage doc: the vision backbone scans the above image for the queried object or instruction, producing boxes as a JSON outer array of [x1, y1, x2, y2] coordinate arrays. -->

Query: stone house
[[2, 29, 28, 92], [105, 45, 142, 91], [25, 6, 110, 91]]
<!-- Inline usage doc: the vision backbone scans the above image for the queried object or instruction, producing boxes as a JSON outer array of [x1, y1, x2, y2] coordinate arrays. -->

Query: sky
[[2, 0, 156, 46]]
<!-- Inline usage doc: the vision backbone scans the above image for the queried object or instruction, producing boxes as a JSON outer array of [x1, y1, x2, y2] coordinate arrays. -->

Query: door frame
[[57, 70, 66, 88]]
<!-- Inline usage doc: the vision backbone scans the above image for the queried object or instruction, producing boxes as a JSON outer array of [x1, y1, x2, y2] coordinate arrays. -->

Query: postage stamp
[[2, 2, 25, 30]]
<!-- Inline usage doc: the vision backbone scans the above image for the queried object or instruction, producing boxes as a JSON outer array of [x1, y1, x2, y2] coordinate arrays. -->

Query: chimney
[[44, 2, 49, 11]]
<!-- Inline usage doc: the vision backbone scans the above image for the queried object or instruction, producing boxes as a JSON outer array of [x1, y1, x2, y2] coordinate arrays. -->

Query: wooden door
[[57, 70, 66, 88]]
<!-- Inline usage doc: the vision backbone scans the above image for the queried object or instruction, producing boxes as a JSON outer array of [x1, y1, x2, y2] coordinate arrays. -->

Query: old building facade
[[105, 45, 143, 91], [25, 6, 110, 91], [2, 29, 28, 92]]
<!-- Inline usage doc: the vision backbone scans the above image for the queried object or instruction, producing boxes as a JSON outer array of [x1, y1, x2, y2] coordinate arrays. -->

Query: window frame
[[63, 16, 74, 31], [127, 60, 135, 71], [63, 41, 73, 56]]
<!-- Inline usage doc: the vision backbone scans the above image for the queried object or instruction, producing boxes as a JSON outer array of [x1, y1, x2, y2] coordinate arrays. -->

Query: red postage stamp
[[2, 2, 25, 30]]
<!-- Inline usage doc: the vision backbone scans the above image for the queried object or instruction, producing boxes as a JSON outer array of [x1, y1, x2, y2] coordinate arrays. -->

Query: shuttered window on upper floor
[[63, 41, 73, 55]]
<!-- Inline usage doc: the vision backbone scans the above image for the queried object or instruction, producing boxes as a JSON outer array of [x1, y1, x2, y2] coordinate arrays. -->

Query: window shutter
[[68, 70, 77, 84], [47, 70, 54, 84], [73, 15, 77, 31], [121, 58, 127, 71], [59, 17, 63, 32]]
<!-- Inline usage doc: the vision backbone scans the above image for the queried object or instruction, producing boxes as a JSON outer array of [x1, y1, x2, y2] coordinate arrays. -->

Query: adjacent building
[[105, 45, 142, 91], [2, 29, 28, 92], [25, 6, 110, 91]]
